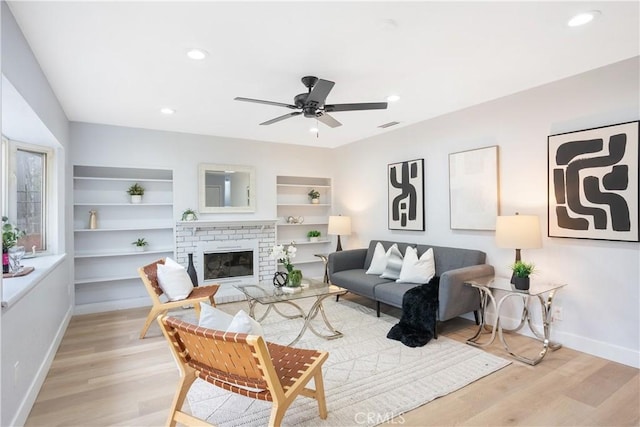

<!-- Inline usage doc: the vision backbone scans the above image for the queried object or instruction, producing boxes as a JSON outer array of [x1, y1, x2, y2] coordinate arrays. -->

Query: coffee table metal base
[[247, 293, 343, 346]]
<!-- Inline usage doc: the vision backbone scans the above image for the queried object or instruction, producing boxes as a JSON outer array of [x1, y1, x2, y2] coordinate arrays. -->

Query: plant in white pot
[[307, 230, 321, 242], [127, 183, 145, 204], [132, 238, 149, 252], [308, 189, 320, 204], [510, 260, 534, 290], [181, 208, 198, 221]]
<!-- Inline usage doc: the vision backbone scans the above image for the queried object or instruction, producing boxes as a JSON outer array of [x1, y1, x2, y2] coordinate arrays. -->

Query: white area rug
[[187, 299, 510, 426]]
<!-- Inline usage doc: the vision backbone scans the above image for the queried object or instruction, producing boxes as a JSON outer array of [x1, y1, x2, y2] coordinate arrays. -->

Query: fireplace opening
[[203, 250, 254, 281]]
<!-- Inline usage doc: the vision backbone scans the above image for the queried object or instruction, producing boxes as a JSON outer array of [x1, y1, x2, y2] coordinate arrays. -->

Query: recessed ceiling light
[[160, 108, 175, 115], [567, 10, 600, 27], [186, 49, 207, 60], [309, 127, 319, 133], [386, 94, 400, 102]]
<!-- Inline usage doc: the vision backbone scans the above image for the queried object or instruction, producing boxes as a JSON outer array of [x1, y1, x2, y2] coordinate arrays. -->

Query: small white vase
[[309, 237, 319, 242], [131, 195, 142, 204], [135, 246, 145, 252], [311, 198, 320, 204]]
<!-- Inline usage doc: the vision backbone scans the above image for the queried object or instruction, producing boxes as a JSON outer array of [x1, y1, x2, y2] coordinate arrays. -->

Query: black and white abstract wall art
[[548, 121, 639, 242], [388, 158, 425, 231]]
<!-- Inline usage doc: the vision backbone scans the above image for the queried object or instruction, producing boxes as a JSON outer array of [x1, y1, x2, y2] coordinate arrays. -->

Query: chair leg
[[140, 308, 162, 339], [376, 301, 381, 317], [167, 370, 198, 427], [336, 294, 340, 302], [268, 403, 287, 427], [473, 310, 480, 325], [313, 370, 328, 419], [434, 321, 439, 339]]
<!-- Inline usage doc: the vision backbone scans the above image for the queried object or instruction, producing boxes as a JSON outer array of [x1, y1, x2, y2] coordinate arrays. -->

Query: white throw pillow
[[198, 302, 234, 331], [380, 244, 404, 280], [157, 257, 194, 301], [397, 247, 436, 284], [365, 242, 387, 275], [227, 309, 265, 336]]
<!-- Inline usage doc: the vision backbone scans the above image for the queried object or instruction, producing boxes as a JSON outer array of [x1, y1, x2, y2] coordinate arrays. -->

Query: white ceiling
[[6, 1, 639, 148]]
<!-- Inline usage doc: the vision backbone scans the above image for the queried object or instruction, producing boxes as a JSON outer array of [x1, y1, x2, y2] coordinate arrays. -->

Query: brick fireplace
[[175, 220, 277, 303]]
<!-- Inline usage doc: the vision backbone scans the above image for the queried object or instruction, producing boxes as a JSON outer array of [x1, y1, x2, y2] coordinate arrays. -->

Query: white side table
[[465, 275, 567, 365]]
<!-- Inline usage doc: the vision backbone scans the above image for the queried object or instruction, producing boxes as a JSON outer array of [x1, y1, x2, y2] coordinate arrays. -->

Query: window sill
[[1, 254, 67, 309]]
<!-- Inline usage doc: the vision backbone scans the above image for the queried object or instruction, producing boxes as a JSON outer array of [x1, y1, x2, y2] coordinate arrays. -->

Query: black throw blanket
[[386, 276, 439, 347]]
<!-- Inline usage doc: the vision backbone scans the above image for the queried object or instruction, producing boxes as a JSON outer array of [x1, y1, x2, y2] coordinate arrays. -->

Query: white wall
[[70, 122, 335, 222], [1, 3, 72, 426], [333, 57, 640, 368]]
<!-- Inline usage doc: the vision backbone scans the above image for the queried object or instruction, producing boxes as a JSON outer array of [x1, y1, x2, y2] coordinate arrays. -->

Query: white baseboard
[[74, 297, 150, 315], [10, 305, 73, 427], [466, 312, 639, 369]]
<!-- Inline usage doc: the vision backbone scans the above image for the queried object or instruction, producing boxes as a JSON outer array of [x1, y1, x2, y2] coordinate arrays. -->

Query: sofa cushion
[[330, 269, 392, 299], [397, 247, 435, 284], [380, 244, 403, 280], [374, 282, 422, 308], [365, 242, 387, 275]]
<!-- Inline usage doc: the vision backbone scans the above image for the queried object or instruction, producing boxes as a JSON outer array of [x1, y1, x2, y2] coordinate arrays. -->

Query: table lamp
[[495, 213, 541, 283], [328, 215, 351, 252]]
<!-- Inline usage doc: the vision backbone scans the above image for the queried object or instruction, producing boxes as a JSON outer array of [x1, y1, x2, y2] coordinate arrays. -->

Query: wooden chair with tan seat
[[138, 259, 219, 339], [157, 315, 329, 427]]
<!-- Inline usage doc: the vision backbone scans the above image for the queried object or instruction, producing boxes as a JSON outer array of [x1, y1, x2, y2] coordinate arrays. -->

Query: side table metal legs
[[467, 287, 563, 365], [497, 291, 563, 365]]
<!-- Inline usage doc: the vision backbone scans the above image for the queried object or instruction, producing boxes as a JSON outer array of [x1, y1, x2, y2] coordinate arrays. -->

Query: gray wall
[[1, 3, 72, 426], [332, 56, 640, 368]]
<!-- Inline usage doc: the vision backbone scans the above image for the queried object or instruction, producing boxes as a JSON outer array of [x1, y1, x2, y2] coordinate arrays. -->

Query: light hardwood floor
[[25, 295, 639, 426]]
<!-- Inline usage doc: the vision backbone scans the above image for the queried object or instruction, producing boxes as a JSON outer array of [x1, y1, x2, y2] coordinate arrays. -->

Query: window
[[2, 137, 51, 252]]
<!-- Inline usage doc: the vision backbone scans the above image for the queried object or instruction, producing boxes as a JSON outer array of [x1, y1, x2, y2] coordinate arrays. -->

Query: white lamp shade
[[495, 215, 542, 249], [328, 216, 351, 236]]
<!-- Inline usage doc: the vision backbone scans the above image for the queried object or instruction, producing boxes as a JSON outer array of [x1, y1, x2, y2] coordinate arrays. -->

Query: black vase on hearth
[[187, 253, 198, 287]]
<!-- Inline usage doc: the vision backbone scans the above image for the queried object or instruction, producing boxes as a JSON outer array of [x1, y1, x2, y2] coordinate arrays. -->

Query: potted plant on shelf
[[510, 260, 534, 290], [307, 230, 321, 242], [132, 238, 149, 252], [308, 189, 320, 204], [181, 208, 198, 221], [127, 183, 145, 204]]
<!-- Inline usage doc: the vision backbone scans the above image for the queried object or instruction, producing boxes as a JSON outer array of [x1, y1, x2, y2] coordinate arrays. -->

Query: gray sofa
[[328, 240, 494, 325]]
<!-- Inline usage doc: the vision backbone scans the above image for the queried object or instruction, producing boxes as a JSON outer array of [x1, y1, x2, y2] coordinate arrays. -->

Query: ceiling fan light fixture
[[386, 94, 400, 102], [186, 48, 207, 60], [567, 11, 600, 27], [160, 107, 175, 115]]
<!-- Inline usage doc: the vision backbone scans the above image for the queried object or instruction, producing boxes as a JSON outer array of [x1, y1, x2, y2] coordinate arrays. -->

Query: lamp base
[[336, 235, 343, 252]]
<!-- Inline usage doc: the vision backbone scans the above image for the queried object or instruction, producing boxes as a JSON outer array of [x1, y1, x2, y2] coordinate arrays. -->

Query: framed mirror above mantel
[[198, 163, 256, 213]]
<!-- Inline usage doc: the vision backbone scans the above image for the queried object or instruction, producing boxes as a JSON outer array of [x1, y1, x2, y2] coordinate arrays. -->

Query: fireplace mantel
[[178, 219, 278, 233]]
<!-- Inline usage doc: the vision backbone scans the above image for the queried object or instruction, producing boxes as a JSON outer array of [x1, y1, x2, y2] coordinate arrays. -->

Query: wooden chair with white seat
[[138, 259, 219, 339], [157, 314, 329, 427]]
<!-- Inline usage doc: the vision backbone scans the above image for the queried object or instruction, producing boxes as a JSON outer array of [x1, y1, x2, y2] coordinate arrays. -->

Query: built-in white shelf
[[276, 175, 332, 280], [73, 165, 174, 314], [74, 249, 173, 259]]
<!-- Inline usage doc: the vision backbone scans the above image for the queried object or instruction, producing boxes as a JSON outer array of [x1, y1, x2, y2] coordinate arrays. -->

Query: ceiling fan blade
[[235, 97, 297, 110], [260, 111, 302, 125], [324, 102, 388, 112], [305, 79, 335, 108], [316, 112, 342, 128]]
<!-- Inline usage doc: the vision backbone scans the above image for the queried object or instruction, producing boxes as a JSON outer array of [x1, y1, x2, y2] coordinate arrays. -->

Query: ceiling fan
[[234, 76, 388, 128]]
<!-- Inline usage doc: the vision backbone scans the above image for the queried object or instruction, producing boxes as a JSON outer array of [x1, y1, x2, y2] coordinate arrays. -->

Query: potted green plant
[[2, 216, 26, 274], [307, 230, 321, 242], [132, 238, 149, 252], [127, 183, 145, 203], [181, 208, 198, 221], [510, 260, 534, 290], [308, 189, 320, 204]]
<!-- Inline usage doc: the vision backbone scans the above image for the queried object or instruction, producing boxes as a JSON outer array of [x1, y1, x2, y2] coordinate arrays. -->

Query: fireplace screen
[[203, 250, 254, 281]]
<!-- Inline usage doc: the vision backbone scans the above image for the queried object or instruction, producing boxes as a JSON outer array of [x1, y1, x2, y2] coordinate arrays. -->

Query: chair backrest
[[159, 315, 278, 399], [139, 259, 166, 299]]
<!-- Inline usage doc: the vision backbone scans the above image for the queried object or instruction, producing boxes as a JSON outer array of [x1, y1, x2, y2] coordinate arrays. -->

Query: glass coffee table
[[235, 278, 347, 346]]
